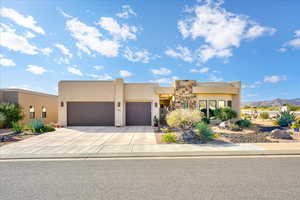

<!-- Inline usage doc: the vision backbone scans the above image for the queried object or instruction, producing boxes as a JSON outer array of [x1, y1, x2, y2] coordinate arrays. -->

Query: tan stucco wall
[[0, 89, 58, 125], [58, 80, 160, 126], [17, 91, 58, 124]]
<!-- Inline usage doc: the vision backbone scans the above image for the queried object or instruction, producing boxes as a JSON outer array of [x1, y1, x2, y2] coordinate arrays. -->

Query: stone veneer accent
[[172, 80, 198, 109]]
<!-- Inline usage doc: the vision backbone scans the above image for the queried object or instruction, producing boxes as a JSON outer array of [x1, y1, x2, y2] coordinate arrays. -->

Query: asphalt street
[[1, 156, 300, 200]]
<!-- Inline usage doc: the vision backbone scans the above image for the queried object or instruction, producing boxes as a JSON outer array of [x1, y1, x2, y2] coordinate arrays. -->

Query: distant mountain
[[242, 98, 300, 107]]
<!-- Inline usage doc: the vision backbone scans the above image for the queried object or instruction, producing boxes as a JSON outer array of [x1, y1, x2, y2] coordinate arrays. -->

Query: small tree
[[0, 103, 24, 128], [214, 107, 237, 121], [166, 109, 203, 131]]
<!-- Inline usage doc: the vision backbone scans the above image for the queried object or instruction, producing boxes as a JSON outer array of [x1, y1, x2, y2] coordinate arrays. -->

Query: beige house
[[58, 79, 241, 127], [0, 89, 58, 124]]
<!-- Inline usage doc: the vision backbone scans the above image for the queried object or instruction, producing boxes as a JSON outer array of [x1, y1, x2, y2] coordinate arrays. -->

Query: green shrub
[[276, 110, 296, 127], [201, 117, 210, 124], [163, 133, 177, 143], [214, 107, 237, 121], [291, 124, 300, 129], [0, 103, 23, 128], [166, 109, 203, 130], [0, 112, 6, 128], [195, 122, 216, 141], [12, 122, 23, 134], [42, 125, 55, 132], [260, 112, 269, 119], [235, 119, 252, 128]]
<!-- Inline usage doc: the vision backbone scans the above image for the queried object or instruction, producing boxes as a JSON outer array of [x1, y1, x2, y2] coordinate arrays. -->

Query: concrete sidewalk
[[1, 142, 300, 159]]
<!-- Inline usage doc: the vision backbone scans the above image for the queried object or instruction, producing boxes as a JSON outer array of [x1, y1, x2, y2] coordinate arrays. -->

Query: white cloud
[[93, 65, 104, 70], [87, 73, 112, 80], [25, 31, 35, 38], [245, 25, 276, 39], [0, 7, 45, 34], [55, 43, 73, 58], [55, 57, 70, 65], [98, 74, 112, 80], [151, 67, 171, 76], [277, 47, 287, 53], [264, 75, 287, 83], [66, 18, 119, 57], [197, 45, 232, 62], [150, 76, 179, 84], [123, 47, 151, 63], [40, 47, 53, 56], [281, 29, 300, 50], [190, 67, 209, 73], [97, 17, 137, 41], [0, 23, 39, 55], [178, 0, 275, 62], [116, 5, 137, 19], [57, 8, 73, 18], [242, 81, 261, 89], [26, 65, 47, 75], [0, 54, 16, 67], [294, 30, 300, 37], [285, 38, 300, 48], [208, 74, 223, 82], [119, 70, 132, 77], [67, 67, 83, 76], [165, 45, 193, 62]]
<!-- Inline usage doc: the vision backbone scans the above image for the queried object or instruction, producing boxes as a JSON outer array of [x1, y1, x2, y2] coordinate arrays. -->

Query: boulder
[[271, 129, 293, 140], [219, 121, 229, 129]]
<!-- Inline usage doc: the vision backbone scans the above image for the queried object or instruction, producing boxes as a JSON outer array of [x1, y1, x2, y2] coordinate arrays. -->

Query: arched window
[[29, 105, 35, 119], [42, 106, 47, 118]]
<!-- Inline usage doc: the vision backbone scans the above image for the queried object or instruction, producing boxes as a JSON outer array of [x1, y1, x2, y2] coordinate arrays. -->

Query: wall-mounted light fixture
[[155, 102, 158, 108], [117, 102, 121, 107], [61, 101, 64, 107]]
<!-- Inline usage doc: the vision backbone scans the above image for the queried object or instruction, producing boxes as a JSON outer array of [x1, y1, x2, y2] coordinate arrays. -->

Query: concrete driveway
[[0, 126, 156, 155]]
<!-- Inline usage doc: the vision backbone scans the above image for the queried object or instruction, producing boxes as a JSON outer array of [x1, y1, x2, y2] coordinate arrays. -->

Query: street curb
[[1, 149, 300, 160]]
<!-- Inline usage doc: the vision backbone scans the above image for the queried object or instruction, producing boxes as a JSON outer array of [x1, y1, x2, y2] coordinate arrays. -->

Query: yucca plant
[[276, 110, 296, 127]]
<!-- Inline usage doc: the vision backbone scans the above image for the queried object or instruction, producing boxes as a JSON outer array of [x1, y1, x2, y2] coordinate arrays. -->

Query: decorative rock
[[271, 129, 293, 140], [219, 121, 229, 129]]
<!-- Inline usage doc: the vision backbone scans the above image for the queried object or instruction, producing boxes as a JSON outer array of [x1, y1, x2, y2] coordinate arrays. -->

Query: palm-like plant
[[0, 103, 24, 128]]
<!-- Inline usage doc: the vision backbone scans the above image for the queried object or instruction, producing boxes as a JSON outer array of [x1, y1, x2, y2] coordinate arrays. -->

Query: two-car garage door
[[67, 102, 151, 126], [67, 102, 115, 126]]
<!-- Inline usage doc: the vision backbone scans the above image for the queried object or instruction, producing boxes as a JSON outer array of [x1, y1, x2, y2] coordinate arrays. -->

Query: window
[[42, 106, 47, 118], [29, 105, 35, 119], [227, 100, 232, 108], [198, 100, 207, 109], [209, 100, 217, 110], [218, 100, 226, 108]]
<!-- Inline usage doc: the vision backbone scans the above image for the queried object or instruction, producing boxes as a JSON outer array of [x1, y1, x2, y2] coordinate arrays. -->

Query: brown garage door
[[126, 102, 151, 126], [67, 102, 114, 126]]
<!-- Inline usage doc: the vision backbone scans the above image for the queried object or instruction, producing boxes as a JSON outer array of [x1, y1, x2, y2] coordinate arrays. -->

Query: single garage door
[[126, 102, 151, 126], [67, 102, 114, 126]]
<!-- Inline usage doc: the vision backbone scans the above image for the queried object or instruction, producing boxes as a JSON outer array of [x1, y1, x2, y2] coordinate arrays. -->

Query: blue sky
[[0, 0, 299, 101]]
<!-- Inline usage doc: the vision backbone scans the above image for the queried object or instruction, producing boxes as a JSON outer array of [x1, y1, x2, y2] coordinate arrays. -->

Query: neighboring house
[[58, 79, 241, 127], [0, 89, 58, 124]]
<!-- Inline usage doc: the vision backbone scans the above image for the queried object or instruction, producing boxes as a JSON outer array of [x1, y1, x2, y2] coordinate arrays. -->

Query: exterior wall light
[[61, 101, 64, 107], [117, 102, 121, 107], [155, 102, 158, 108]]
